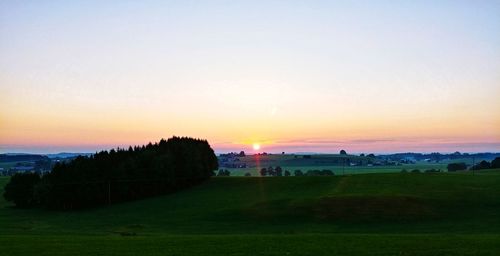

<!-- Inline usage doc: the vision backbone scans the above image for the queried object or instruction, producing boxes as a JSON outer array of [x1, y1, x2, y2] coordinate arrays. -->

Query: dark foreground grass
[[1, 234, 500, 256], [1, 170, 500, 255]]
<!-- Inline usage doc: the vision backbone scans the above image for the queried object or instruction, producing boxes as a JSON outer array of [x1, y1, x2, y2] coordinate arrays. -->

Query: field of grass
[[1, 170, 500, 255], [226, 163, 447, 176], [220, 154, 448, 176]]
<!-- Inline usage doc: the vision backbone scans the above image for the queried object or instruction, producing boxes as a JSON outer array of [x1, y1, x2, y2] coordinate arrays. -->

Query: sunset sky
[[1, 1, 499, 154]]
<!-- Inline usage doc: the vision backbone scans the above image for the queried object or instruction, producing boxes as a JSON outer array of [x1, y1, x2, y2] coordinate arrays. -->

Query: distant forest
[[3, 137, 218, 209]]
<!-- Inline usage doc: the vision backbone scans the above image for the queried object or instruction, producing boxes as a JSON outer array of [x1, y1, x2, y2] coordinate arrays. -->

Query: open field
[[226, 163, 447, 176], [1, 170, 500, 255], [220, 154, 449, 176]]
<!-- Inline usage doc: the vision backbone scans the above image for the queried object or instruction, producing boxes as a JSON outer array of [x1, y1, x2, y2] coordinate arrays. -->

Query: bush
[[411, 169, 421, 173], [447, 162, 467, 172], [3, 172, 41, 208], [401, 169, 408, 173], [244, 172, 251, 177]]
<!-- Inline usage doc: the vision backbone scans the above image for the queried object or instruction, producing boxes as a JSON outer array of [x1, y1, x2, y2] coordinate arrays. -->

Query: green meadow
[[1, 170, 500, 255], [221, 154, 447, 176]]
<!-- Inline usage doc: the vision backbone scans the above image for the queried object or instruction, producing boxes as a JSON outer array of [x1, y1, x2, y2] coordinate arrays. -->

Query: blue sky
[[1, 1, 499, 153]]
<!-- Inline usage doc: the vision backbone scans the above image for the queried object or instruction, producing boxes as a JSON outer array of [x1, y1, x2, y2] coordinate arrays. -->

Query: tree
[[244, 172, 251, 177], [275, 166, 283, 176], [447, 162, 467, 172], [4, 172, 40, 208], [29, 137, 219, 210], [239, 151, 246, 157], [294, 170, 304, 176], [472, 160, 490, 170], [491, 157, 500, 169], [267, 167, 275, 176], [284, 170, 291, 176], [259, 168, 268, 176], [340, 150, 347, 155], [367, 153, 375, 158]]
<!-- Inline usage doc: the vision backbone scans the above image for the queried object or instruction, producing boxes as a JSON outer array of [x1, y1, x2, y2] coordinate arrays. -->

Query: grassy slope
[[1, 170, 500, 255]]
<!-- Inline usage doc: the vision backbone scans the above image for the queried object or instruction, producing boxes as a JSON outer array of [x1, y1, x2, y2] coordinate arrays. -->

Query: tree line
[[3, 137, 218, 209], [447, 157, 500, 172]]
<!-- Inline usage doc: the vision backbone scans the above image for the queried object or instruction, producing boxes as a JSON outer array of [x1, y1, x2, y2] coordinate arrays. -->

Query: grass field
[[1, 170, 500, 255], [220, 154, 449, 176], [226, 163, 447, 176]]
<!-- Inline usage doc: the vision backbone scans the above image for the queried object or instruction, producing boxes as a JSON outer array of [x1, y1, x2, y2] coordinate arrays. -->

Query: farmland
[[1, 168, 500, 255], [219, 153, 450, 176]]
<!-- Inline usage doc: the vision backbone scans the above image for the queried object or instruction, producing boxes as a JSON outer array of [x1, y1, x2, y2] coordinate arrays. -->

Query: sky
[[1, 0, 499, 154]]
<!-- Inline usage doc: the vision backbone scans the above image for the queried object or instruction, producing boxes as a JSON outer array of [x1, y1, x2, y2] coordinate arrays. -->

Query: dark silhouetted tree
[[447, 163, 467, 172], [4, 172, 40, 208], [472, 160, 490, 170], [492, 157, 500, 169], [275, 166, 283, 176], [294, 170, 304, 176], [259, 168, 267, 176], [267, 167, 275, 176], [18, 137, 219, 210], [340, 150, 347, 155], [284, 170, 291, 176]]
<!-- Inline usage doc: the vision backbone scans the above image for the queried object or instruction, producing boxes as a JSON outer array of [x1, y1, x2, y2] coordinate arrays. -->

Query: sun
[[252, 143, 261, 151]]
